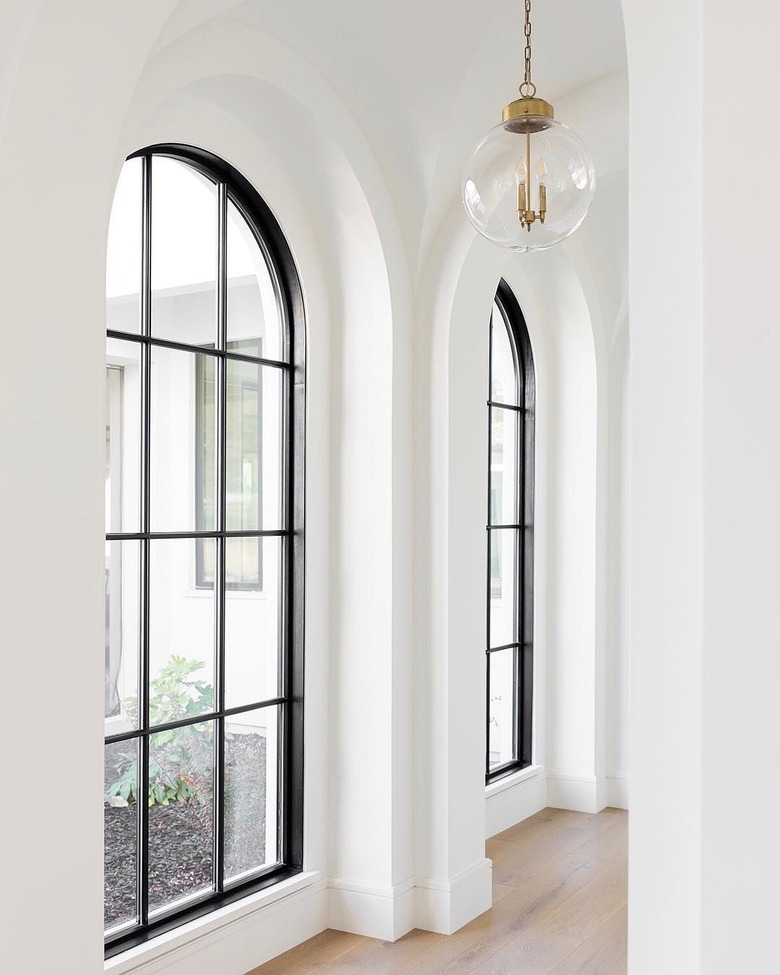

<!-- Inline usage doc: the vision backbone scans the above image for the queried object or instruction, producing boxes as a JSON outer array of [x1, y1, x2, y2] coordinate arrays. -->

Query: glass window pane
[[151, 157, 217, 346], [225, 538, 281, 708], [105, 540, 140, 727], [491, 305, 518, 405], [489, 528, 518, 648], [106, 339, 142, 534], [150, 346, 216, 533], [227, 199, 283, 361], [106, 157, 142, 335], [488, 649, 517, 769], [104, 737, 139, 932], [149, 539, 216, 723], [148, 722, 215, 914], [226, 361, 282, 533], [225, 706, 280, 883], [490, 406, 519, 526]]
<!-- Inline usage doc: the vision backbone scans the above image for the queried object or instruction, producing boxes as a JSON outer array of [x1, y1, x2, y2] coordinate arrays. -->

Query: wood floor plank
[[246, 929, 366, 974], [466, 925, 581, 974], [547, 906, 628, 974], [246, 809, 627, 975], [339, 928, 442, 973]]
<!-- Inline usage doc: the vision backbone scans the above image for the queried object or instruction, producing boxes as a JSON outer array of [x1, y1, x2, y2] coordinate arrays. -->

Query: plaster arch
[[117, 19, 426, 944], [414, 188, 607, 901], [121, 30, 420, 907]]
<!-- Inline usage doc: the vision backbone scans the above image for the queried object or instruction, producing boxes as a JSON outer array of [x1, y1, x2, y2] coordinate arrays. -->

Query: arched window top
[[106, 145, 302, 365], [487, 280, 535, 782], [490, 280, 534, 413]]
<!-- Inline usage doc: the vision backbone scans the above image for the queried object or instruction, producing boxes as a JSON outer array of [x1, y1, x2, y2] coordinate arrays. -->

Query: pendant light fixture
[[462, 0, 596, 251]]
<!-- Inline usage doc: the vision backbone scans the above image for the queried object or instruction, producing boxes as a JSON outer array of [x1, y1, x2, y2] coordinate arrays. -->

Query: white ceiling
[[151, 0, 626, 255], [159, 0, 625, 123]]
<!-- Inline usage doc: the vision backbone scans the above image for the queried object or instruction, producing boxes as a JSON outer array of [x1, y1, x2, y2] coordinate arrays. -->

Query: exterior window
[[104, 146, 305, 955], [486, 281, 535, 782], [196, 343, 263, 590]]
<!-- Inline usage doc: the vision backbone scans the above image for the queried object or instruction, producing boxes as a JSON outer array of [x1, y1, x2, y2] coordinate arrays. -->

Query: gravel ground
[[104, 733, 267, 930]]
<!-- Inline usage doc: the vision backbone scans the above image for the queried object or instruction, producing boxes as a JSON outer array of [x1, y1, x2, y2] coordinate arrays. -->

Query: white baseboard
[[328, 878, 415, 942], [546, 772, 607, 813], [414, 858, 492, 935], [606, 773, 629, 809], [106, 873, 327, 975], [546, 772, 630, 813], [329, 858, 492, 941], [485, 766, 547, 838]]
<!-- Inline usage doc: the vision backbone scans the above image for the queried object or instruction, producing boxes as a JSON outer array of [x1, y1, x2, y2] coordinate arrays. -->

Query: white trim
[[606, 773, 629, 810], [105, 872, 324, 975], [326, 860, 492, 942], [486, 766, 547, 837], [485, 763, 544, 798], [546, 772, 613, 813], [328, 877, 415, 942], [414, 859, 492, 935]]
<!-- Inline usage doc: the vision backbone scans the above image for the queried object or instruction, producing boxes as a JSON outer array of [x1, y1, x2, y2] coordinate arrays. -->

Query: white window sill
[[105, 713, 135, 737], [485, 763, 543, 799], [105, 870, 322, 974]]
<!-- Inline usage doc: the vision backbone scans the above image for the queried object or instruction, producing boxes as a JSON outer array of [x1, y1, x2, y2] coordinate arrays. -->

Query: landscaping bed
[[104, 732, 267, 930]]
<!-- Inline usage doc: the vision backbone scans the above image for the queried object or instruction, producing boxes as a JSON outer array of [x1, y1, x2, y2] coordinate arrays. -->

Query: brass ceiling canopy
[[502, 95, 555, 134]]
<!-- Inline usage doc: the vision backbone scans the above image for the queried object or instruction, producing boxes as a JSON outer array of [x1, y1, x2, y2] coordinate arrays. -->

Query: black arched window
[[486, 280, 535, 782], [104, 146, 304, 954]]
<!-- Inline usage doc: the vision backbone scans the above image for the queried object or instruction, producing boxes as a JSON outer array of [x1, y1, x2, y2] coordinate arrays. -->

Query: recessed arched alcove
[[414, 66, 629, 938], [116, 20, 426, 961]]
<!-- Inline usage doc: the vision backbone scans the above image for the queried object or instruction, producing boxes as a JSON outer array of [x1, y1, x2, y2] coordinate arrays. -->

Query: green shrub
[[106, 656, 214, 808]]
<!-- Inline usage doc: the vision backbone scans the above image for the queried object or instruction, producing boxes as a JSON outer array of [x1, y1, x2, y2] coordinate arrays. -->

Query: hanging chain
[[520, 0, 537, 97]]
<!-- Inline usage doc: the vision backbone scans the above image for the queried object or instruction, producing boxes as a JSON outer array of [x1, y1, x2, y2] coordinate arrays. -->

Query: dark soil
[[104, 733, 267, 930]]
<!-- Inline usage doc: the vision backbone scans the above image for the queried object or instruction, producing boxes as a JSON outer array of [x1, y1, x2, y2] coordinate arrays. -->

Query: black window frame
[[486, 279, 535, 784], [104, 144, 305, 957]]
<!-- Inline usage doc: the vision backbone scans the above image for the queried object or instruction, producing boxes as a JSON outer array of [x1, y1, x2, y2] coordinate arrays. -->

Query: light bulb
[[517, 158, 529, 185], [462, 109, 595, 252]]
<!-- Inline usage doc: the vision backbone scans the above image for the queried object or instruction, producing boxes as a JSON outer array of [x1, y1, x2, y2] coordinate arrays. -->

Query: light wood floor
[[248, 807, 627, 975]]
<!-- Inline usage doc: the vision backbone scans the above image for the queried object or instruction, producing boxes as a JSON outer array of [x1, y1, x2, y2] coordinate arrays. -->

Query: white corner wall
[[622, 0, 704, 970], [700, 2, 780, 973]]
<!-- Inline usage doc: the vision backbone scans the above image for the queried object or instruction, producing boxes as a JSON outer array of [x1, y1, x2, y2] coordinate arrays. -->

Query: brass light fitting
[[461, 0, 596, 252]]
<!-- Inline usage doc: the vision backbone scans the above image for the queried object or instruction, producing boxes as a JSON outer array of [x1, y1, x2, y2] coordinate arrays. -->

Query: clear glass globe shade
[[462, 116, 596, 251]]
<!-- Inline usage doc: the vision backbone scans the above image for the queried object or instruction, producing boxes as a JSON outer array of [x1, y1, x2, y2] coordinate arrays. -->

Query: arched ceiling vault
[[148, 0, 627, 264]]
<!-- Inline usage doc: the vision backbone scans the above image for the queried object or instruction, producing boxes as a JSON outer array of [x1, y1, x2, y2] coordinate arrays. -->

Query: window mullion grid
[[138, 151, 153, 930], [214, 181, 228, 895], [105, 146, 305, 956], [106, 329, 288, 372], [485, 308, 494, 778]]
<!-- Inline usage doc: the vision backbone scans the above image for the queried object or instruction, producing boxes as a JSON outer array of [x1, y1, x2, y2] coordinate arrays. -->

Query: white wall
[[700, 2, 780, 972], [622, 0, 703, 970]]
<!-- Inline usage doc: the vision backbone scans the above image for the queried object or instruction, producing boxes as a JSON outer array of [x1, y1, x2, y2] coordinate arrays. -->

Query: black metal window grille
[[104, 145, 305, 957], [486, 280, 535, 783]]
